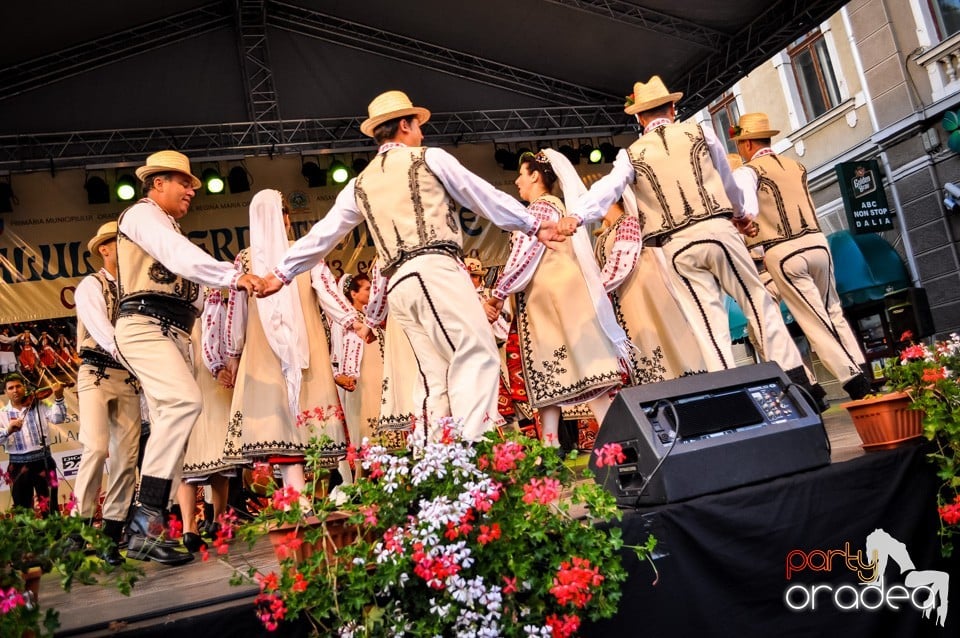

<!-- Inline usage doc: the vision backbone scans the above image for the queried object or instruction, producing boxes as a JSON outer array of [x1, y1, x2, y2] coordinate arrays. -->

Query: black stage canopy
[[0, 0, 849, 171]]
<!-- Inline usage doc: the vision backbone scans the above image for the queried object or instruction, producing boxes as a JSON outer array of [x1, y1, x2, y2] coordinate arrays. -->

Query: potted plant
[[0, 508, 141, 637], [882, 331, 960, 555], [222, 420, 656, 636]]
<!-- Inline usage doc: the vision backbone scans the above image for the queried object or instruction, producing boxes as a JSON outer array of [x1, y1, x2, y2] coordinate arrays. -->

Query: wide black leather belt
[[382, 243, 464, 277], [118, 297, 198, 334], [79, 348, 126, 371]]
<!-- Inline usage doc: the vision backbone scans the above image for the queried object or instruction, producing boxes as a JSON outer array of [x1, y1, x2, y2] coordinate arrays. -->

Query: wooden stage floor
[[42, 405, 867, 637]]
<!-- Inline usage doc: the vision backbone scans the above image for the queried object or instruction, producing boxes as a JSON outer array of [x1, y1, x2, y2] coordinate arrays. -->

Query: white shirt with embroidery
[[118, 198, 241, 306], [271, 144, 541, 284], [74, 268, 119, 359], [571, 123, 758, 225]]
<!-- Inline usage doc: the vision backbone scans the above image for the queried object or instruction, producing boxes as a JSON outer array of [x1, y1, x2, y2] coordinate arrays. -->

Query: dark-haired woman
[[338, 272, 385, 464], [486, 150, 628, 447]]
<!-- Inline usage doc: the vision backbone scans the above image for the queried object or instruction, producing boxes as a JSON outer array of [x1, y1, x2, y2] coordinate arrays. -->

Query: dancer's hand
[[257, 273, 284, 298], [733, 217, 759, 237], [334, 374, 357, 392], [557, 216, 579, 236], [236, 273, 263, 296], [226, 356, 240, 383], [355, 323, 375, 344], [536, 218, 568, 250], [484, 297, 503, 323], [216, 368, 234, 389]]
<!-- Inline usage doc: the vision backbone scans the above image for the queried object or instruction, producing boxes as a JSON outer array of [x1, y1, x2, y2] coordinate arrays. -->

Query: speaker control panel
[[749, 382, 802, 423]]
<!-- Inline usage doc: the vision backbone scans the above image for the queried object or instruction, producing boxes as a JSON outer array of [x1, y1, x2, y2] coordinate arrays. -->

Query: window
[[709, 93, 740, 154], [788, 31, 842, 121], [930, 0, 960, 38]]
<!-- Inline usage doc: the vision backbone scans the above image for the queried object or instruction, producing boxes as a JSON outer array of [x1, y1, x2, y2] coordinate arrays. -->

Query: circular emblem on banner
[[289, 191, 309, 210]]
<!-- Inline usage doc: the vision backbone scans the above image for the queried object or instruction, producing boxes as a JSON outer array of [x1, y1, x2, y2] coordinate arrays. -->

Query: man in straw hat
[[258, 90, 569, 441], [113, 150, 260, 565], [72, 221, 143, 565], [731, 112, 870, 401], [568, 76, 816, 393]]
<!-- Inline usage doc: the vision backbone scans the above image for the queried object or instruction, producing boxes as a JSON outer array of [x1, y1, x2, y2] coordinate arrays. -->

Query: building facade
[[696, 0, 960, 338]]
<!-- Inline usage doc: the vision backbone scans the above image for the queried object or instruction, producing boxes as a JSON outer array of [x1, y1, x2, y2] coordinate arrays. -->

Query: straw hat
[[88, 221, 118, 254], [464, 257, 487, 276], [135, 150, 201, 189], [730, 113, 780, 141], [624, 76, 683, 115], [359, 91, 431, 138]]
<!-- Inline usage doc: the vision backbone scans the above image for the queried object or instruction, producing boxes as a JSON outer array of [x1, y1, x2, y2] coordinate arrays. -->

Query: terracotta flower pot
[[841, 391, 924, 450], [267, 512, 359, 565]]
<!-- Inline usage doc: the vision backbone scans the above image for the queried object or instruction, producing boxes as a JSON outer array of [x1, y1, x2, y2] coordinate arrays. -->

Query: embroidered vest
[[744, 154, 821, 249], [353, 147, 462, 273], [76, 270, 118, 356], [116, 200, 200, 307], [626, 121, 733, 238]]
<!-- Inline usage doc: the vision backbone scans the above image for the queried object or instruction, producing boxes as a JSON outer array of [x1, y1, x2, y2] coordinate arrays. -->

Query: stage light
[[84, 174, 110, 205], [0, 179, 14, 213], [227, 165, 251, 193], [494, 147, 518, 171], [579, 141, 597, 163], [202, 167, 225, 194], [115, 174, 137, 201], [587, 148, 603, 164], [558, 144, 580, 165], [330, 160, 350, 185], [599, 142, 619, 163], [301, 159, 326, 187]]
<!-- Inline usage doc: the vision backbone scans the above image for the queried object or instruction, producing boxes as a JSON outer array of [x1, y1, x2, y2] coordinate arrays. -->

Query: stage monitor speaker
[[885, 287, 935, 340], [588, 362, 829, 507]]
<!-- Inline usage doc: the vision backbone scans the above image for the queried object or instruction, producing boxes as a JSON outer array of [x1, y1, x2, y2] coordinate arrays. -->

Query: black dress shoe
[[100, 545, 125, 567], [182, 532, 205, 553], [127, 534, 195, 565], [126, 504, 194, 566]]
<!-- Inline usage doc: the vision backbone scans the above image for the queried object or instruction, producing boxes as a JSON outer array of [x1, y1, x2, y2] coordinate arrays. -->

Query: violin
[[22, 382, 75, 403]]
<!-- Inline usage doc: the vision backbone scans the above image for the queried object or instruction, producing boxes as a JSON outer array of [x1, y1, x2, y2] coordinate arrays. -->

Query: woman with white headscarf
[[594, 192, 706, 383], [222, 190, 355, 498], [485, 150, 629, 447]]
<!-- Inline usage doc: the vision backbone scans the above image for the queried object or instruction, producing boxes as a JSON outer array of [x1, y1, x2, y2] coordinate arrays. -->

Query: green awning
[[826, 231, 910, 307], [727, 295, 795, 343]]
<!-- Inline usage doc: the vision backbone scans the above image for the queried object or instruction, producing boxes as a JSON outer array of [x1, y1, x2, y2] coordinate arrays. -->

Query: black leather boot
[[126, 476, 193, 566], [126, 504, 194, 565], [100, 518, 126, 566], [843, 374, 873, 401], [809, 383, 831, 413]]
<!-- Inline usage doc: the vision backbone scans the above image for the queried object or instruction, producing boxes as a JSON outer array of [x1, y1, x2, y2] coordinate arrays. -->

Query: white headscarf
[[541, 148, 631, 361], [249, 189, 309, 420]]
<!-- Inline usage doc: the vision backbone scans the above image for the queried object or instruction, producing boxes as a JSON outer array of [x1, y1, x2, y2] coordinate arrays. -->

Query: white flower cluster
[[360, 440, 410, 494]]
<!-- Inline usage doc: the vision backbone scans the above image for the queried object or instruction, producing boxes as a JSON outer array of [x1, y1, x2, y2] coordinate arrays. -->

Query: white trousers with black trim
[[386, 253, 501, 441], [74, 363, 142, 521], [661, 217, 805, 375], [763, 233, 865, 384]]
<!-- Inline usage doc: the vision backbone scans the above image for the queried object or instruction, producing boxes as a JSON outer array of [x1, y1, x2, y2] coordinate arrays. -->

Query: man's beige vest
[[76, 270, 118, 356], [353, 147, 462, 274], [116, 200, 200, 307], [626, 121, 733, 238], [744, 153, 821, 249]]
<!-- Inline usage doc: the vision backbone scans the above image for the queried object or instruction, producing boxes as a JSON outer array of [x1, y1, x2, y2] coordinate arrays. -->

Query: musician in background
[[0, 373, 65, 516]]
